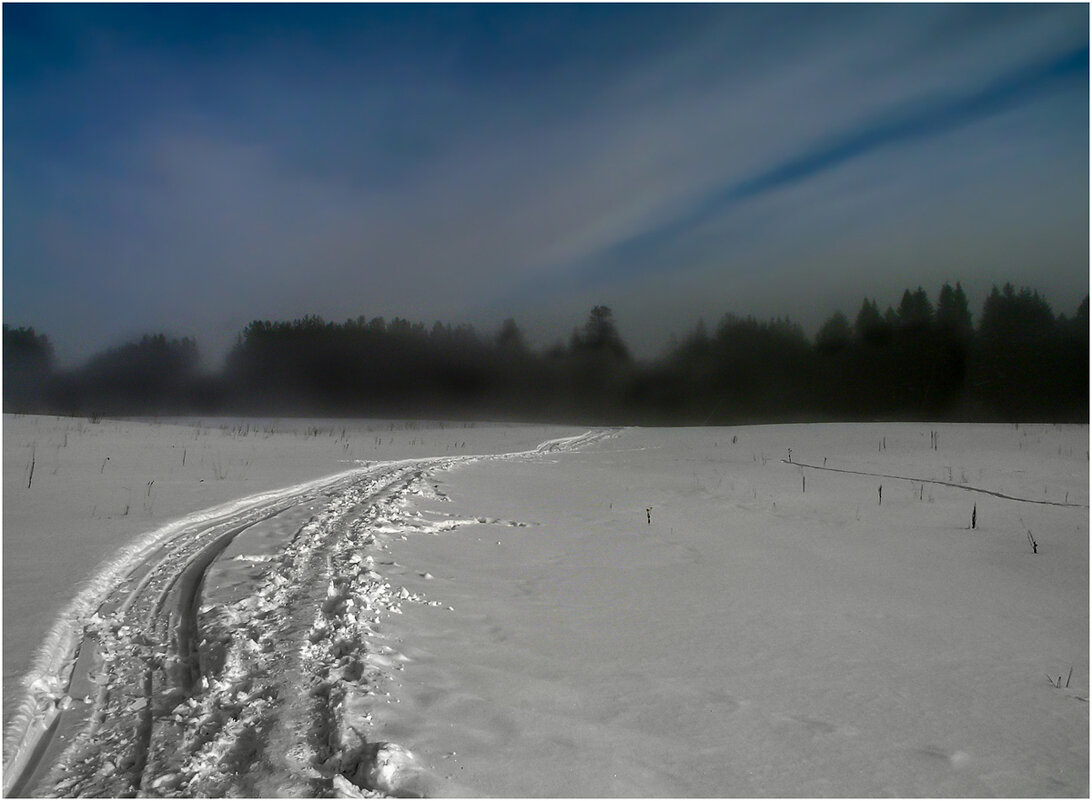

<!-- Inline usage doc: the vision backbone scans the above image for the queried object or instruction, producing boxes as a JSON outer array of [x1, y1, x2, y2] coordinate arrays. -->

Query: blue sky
[[4, 3, 1088, 365]]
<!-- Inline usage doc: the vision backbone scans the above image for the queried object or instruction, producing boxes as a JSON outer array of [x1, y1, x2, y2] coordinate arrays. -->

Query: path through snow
[[3, 429, 615, 797]]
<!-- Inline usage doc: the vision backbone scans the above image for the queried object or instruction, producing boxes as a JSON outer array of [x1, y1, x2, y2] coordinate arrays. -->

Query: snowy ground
[[2, 414, 580, 714], [3, 417, 1087, 796], [2, 415, 582, 794], [377, 424, 1088, 797]]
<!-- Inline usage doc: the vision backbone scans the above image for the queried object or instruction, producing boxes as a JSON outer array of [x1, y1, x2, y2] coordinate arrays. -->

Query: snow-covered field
[[2, 415, 582, 794], [3, 416, 1087, 796]]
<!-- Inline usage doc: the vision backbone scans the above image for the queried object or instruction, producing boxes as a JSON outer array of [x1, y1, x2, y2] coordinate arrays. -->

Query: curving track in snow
[[4, 429, 615, 797]]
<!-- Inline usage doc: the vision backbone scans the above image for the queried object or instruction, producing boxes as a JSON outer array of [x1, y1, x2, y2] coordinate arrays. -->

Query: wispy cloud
[[551, 39, 1088, 293]]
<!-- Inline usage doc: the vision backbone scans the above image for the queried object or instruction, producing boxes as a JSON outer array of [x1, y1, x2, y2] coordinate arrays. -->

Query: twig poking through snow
[[1047, 669, 1073, 689]]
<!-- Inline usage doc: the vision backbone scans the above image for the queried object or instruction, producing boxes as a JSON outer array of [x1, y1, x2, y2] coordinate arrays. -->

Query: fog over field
[[3, 416, 1086, 796]]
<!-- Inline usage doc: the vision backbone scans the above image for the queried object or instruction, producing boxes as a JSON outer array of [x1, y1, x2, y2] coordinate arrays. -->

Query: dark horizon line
[[6, 280, 1088, 373]]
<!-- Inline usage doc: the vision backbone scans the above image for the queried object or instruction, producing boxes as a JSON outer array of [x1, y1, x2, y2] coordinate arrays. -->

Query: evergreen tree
[[936, 282, 973, 339], [573, 305, 630, 361], [972, 284, 1060, 418], [932, 282, 974, 412], [896, 287, 933, 332], [496, 318, 527, 353], [816, 311, 852, 353], [3, 325, 55, 412], [854, 298, 891, 346]]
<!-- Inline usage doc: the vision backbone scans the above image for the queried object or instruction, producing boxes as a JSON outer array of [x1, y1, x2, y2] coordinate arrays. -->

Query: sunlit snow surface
[[373, 424, 1088, 797], [3, 417, 1087, 796]]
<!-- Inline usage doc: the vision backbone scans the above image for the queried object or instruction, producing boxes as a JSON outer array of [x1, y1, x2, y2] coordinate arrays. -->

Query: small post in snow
[[971, 503, 977, 530], [646, 507, 652, 526]]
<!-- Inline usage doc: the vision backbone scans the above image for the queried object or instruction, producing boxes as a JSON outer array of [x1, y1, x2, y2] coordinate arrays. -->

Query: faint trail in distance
[[782, 459, 1088, 508]]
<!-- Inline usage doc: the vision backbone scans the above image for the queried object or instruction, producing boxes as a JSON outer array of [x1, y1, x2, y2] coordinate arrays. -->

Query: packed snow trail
[[3, 430, 616, 797]]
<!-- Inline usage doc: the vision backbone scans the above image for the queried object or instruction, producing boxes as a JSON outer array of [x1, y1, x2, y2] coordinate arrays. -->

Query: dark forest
[[5, 283, 1088, 424]]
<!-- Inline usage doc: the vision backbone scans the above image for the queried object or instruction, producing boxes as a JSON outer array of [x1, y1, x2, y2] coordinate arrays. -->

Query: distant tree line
[[4, 283, 1088, 424]]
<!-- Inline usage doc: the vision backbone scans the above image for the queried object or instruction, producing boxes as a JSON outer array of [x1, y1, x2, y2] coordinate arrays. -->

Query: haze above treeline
[[5, 5, 1087, 372], [4, 282, 1088, 425]]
